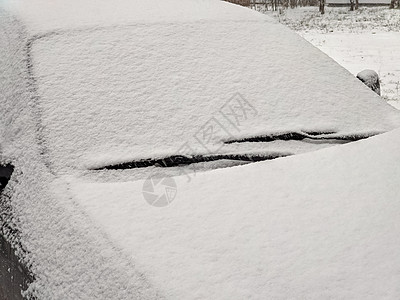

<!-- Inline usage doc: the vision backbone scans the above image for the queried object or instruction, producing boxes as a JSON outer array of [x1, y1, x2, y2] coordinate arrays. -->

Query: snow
[[357, 69, 380, 83], [1, 1, 400, 299], [30, 20, 400, 172], [268, 7, 400, 106], [70, 127, 400, 299], [357, 69, 381, 94], [272, 7, 400, 33], [388, 100, 400, 109], [1, 0, 267, 35], [0, 8, 163, 299], [301, 32, 400, 102], [327, 0, 390, 4]]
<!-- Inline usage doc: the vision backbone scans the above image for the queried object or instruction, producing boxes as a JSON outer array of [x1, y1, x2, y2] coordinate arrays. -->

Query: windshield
[[30, 22, 400, 172]]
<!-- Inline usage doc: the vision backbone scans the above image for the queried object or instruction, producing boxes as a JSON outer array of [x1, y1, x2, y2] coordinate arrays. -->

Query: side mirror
[[0, 164, 14, 193], [357, 69, 381, 96]]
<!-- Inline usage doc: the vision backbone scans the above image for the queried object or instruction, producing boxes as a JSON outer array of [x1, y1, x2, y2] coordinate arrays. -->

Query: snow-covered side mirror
[[0, 164, 14, 194], [357, 69, 381, 96]]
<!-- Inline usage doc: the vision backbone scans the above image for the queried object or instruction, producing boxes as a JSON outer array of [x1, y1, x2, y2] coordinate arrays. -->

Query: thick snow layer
[[1, 0, 268, 35], [0, 8, 163, 300], [70, 128, 400, 299], [1, 2, 400, 299], [30, 23, 400, 172]]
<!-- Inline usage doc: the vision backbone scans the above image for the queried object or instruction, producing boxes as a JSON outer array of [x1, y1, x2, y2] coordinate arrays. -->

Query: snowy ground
[[271, 6, 400, 33], [266, 7, 400, 107]]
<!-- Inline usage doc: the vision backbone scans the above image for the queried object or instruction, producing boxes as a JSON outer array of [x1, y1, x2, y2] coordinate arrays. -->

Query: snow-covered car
[[1, 0, 400, 299]]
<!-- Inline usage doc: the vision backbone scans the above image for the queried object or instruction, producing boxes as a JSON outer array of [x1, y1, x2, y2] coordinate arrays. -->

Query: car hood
[[67, 128, 400, 299]]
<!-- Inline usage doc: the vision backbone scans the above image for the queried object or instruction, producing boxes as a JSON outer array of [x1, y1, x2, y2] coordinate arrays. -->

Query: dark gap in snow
[[0, 234, 33, 300], [0, 164, 14, 193], [224, 131, 376, 144], [92, 153, 290, 170], [302, 131, 337, 136], [225, 132, 311, 143]]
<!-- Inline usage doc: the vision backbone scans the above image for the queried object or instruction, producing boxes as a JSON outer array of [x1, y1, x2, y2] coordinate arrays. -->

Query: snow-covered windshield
[[31, 23, 400, 172]]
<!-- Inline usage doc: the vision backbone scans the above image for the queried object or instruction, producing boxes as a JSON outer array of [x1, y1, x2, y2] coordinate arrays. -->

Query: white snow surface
[[389, 100, 400, 110], [1, 1, 400, 299], [30, 19, 400, 172], [3, 1, 400, 173], [357, 69, 379, 83], [327, 0, 390, 4], [70, 127, 400, 299], [301, 32, 400, 103], [1, 0, 267, 35], [271, 7, 400, 33], [268, 7, 400, 104]]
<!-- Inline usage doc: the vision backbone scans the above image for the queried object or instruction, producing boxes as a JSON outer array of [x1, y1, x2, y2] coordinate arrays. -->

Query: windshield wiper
[[91, 131, 380, 171], [223, 131, 377, 144], [92, 152, 290, 170]]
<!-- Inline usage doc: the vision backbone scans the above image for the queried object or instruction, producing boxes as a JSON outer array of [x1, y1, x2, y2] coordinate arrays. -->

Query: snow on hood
[[69, 128, 400, 299], [27, 21, 400, 172]]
